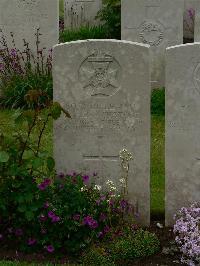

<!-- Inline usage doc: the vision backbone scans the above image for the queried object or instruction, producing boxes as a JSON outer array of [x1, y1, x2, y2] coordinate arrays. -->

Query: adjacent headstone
[[64, 0, 102, 29], [53, 40, 151, 225], [165, 43, 200, 226], [194, 0, 200, 41], [0, 0, 59, 55], [121, 0, 184, 89]]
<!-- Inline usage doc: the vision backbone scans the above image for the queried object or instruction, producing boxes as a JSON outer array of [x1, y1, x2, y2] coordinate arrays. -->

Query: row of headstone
[[53, 39, 200, 226], [64, 0, 102, 29], [0, 0, 59, 56], [121, 0, 200, 89]]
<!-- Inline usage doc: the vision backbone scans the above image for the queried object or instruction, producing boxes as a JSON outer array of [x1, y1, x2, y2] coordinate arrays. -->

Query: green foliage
[[109, 229, 160, 261], [0, 30, 53, 109], [59, 25, 108, 42], [82, 248, 114, 266], [151, 89, 165, 116], [96, 0, 121, 39]]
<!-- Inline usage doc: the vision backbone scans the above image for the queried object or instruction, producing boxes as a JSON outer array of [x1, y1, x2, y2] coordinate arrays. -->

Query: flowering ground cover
[[0, 110, 165, 218]]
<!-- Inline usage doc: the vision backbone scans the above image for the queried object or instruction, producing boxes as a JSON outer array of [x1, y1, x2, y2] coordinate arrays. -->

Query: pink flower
[[45, 245, 54, 253]]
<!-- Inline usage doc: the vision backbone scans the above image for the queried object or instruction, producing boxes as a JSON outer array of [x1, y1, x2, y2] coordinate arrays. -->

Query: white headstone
[[64, 0, 102, 29], [121, 0, 184, 89], [166, 43, 200, 226], [194, 0, 200, 41], [0, 0, 59, 55], [53, 40, 151, 225]]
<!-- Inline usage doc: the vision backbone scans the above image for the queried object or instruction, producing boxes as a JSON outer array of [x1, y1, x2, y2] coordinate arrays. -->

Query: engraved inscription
[[79, 50, 122, 97], [139, 20, 164, 46], [63, 103, 141, 132]]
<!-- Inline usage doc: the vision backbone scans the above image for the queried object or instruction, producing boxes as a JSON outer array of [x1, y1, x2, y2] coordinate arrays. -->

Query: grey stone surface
[[194, 0, 200, 41], [121, 0, 184, 89], [165, 43, 200, 226], [64, 0, 102, 29], [0, 0, 59, 55], [53, 40, 151, 225]]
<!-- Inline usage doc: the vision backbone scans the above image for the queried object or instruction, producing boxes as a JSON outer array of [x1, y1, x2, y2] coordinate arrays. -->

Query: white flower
[[94, 185, 102, 191], [106, 180, 114, 186], [110, 186, 117, 191], [80, 186, 87, 192], [119, 178, 125, 184]]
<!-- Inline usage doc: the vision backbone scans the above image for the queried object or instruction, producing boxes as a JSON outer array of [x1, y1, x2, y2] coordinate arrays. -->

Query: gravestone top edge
[[166, 42, 200, 51], [53, 39, 151, 50]]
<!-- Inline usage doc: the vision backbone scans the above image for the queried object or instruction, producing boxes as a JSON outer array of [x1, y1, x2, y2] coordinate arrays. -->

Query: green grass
[[151, 115, 165, 218], [0, 109, 165, 218], [0, 262, 78, 266], [0, 109, 53, 156]]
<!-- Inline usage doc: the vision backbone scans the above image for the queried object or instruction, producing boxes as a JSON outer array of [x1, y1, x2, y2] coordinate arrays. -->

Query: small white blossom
[[80, 186, 87, 192], [94, 185, 102, 191]]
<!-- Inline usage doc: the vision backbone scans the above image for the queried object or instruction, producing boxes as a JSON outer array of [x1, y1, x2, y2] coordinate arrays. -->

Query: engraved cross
[[83, 136, 119, 163]]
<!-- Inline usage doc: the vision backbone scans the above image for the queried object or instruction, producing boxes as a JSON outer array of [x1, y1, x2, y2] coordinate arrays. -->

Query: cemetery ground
[[0, 94, 182, 266]]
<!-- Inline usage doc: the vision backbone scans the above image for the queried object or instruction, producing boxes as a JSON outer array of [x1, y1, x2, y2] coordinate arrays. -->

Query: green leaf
[[23, 150, 34, 160], [31, 157, 44, 169], [0, 151, 9, 162], [25, 211, 34, 221], [51, 102, 62, 120], [47, 156, 55, 171]]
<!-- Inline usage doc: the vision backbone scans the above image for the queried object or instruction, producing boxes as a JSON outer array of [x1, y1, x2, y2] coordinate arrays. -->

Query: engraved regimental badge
[[139, 20, 164, 46], [79, 50, 121, 97]]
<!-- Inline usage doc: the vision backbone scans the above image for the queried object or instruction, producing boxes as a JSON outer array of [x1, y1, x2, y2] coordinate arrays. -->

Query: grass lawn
[[0, 110, 165, 218]]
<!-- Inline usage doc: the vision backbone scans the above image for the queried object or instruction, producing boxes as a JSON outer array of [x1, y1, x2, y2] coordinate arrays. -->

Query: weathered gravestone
[[165, 43, 200, 226], [64, 0, 102, 29], [0, 0, 59, 55], [194, 0, 200, 41], [121, 0, 184, 89], [53, 40, 151, 225]]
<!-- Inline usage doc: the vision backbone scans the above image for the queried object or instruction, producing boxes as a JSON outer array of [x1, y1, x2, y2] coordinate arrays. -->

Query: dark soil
[[0, 221, 183, 265]]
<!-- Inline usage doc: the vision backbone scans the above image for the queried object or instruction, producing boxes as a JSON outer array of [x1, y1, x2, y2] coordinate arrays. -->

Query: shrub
[[82, 248, 114, 266], [174, 202, 200, 266], [0, 29, 53, 109], [59, 25, 108, 43], [151, 89, 165, 116], [96, 0, 121, 39], [109, 229, 160, 261]]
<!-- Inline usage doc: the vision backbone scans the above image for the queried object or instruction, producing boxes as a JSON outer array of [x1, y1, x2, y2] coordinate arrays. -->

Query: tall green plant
[[96, 0, 121, 39]]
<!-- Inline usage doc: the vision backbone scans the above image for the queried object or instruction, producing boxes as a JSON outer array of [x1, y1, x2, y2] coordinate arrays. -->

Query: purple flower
[[58, 172, 65, 179], [120, 199, 128, 209], [82, 175, 89, 183], [38, 178, 51, 191], [188, 8, 195, 19], [15, 228, 23, 236], [97, 231, 104, 238], [103, 225, 110, 234], [28, 238, 37, 246], [73, 214, 80, 221], [43, 202, 49, 209], [45, 245, 54, 253], [39, 214, 47, 222], [48, 211, 55, 218], [99, 213, 107, 222], [0, 234, 3, 240], [10, 48, 17, 57], [83, 216, 98, 229], [0, 63, 4, 71], [51, 215, 60, 223]]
